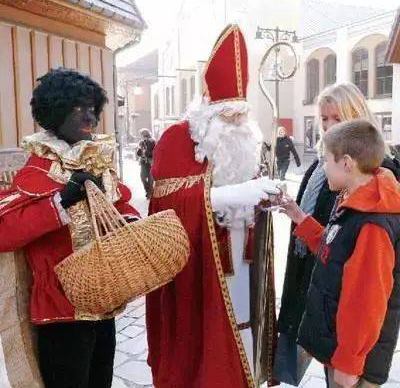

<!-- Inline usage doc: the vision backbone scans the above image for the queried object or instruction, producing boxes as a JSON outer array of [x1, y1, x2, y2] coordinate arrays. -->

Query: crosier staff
[[254, 41, 298, 386]]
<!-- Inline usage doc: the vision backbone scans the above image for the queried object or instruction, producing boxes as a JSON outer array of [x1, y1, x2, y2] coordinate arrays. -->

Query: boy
[[281, 119, 400, 388]]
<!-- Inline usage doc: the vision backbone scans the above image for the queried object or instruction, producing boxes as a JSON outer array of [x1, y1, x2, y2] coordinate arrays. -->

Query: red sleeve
[[0, 195, 63, 252], [331, 224, 395, 375], [294, 215, 324, 254]]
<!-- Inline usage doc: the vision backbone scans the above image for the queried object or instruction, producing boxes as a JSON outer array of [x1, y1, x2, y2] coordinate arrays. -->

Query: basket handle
[[84, 180, 128, 239]]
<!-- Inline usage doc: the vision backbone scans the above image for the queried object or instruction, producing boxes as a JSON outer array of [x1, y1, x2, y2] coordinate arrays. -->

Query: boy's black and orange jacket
[[294, 170, 400, 385]]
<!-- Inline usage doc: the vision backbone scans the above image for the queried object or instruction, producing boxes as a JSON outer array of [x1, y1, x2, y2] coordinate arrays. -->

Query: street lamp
[[255, 26, 298, 119]]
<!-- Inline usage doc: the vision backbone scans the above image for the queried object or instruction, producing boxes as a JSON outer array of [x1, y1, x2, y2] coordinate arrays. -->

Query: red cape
[[146, 121, 255, 387]]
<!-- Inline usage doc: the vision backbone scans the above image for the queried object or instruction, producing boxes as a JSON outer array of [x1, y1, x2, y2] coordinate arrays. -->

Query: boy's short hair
[[323, 119, 385, 173]]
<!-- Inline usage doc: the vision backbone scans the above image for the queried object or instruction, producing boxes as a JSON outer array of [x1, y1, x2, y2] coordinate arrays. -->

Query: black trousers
[[140, 162, 153, 197], [276, 158, 290, 181], [37, 319, 116, 388]]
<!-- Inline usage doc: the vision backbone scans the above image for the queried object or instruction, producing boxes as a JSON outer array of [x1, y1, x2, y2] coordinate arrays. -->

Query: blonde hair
[[316, 82, 381, 155]]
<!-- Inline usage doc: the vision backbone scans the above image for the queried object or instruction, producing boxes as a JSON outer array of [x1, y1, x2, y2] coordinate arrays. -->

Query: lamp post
[[255, 26, 297, 120]]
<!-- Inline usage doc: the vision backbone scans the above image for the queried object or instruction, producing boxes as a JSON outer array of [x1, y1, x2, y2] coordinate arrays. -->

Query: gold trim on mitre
[[204, 24, 245, 105], [233, 27, 243, 98]]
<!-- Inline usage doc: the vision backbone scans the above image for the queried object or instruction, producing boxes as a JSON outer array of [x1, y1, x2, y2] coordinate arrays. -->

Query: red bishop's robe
[[146, 121, 256, 388]]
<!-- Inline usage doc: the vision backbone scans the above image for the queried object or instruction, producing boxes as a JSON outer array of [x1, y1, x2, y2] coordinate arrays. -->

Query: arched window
[[181, 79, 187, 114], [171, 86, 175, 115], [190, 76, 195, 101], [165, 87, 170, 116], [352, 48, 368, 97], [154, 94, 159, 119], [306, 59, 319, 103], [375, 42, 393, 96], [324, 54, 336, 86]]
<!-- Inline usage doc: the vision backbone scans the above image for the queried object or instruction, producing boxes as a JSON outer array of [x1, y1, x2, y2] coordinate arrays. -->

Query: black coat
[[275, 136, 301, 166], [137, 139, 155, 165], [277, 155, 400, 339], [298, 206, 400, 385]]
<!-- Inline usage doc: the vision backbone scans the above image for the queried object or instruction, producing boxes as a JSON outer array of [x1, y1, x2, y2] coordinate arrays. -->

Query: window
[[165, 87, 170, 116], [306, 59, 319, 103], [190, 76, 195, 101], [352, 48, 369, 97], [154, 94, 159, 119], [324, 54, 336, 86], [304, 116, 319, 152], [376, 112, 392, 141], [181, 79, 187, 114], [375, 42, 393, 97], [171, 86, 175, 115]]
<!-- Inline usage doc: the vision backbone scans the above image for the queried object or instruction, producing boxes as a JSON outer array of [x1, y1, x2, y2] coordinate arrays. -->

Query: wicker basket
[[55, 181, 190, 314]]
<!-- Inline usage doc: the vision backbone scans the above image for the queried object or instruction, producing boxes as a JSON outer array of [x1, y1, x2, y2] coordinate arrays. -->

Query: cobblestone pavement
[[113, 159, 400, 387]]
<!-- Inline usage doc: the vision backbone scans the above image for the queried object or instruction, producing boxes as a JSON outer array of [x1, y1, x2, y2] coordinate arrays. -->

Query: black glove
[[60, 172, 103, 209]]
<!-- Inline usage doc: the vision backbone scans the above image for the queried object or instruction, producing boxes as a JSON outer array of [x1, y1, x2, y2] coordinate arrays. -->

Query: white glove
[[210, 177, 280, 212]]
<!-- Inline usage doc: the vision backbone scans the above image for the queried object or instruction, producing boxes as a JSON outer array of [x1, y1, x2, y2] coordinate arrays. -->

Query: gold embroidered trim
[[67, 200, 95, 251], [0, 193, 21, 211], [75, 303, 126, 321], [225, 231, 235, 277], [204, 24, 237, 77], [234, 28, 243, 98], [204, 163, 255, 387], [48, 162, 71, 184], [208, 97, 247, 105], [152, 174, 205, 198]]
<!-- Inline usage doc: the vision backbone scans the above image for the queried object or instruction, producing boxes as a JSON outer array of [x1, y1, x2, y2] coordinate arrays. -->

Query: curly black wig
[[30, 68, 108, 132]]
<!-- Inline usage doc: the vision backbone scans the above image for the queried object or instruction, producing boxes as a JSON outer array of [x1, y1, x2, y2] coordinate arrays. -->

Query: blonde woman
[[275, 82, 400, 387]]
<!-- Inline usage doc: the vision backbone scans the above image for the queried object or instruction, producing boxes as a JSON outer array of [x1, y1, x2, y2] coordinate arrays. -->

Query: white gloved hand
[[210, 177, 280, 212]]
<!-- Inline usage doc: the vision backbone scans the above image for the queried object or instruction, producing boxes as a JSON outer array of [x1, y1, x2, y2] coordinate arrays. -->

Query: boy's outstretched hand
[[334, 369, 359, 388], [279, 192, 307, 225]]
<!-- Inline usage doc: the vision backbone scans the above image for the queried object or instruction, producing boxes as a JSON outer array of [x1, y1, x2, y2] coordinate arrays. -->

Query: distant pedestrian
[[136, 128, 155, 198], [275, 126, 300, 180]]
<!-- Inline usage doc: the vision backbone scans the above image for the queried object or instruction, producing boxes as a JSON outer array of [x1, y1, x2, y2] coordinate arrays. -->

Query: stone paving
[[113, 158, 400, 387]]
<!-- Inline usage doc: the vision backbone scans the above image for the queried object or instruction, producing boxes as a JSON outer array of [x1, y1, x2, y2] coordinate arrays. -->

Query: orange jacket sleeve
[[331, 224, 395, 375], [294, 215, 324, 254]]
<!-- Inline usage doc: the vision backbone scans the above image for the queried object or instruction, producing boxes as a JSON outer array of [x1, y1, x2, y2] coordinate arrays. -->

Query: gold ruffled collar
[[21, 131, 116, 176], [21, 131, 120, 203]]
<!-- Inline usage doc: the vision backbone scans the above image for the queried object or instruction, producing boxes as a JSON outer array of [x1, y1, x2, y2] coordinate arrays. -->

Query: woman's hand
[[334, 369, 359, 388], [279, 192, 307, 225]]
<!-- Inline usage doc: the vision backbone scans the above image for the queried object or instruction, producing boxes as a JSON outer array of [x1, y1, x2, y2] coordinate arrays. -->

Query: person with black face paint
[[0, 68, 140, 388]]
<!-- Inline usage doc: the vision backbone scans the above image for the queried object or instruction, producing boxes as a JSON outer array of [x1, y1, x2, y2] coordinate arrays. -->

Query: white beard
[[186, 98, 262, 228]]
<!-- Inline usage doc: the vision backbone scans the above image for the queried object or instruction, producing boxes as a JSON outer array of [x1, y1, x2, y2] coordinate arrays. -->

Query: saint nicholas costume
[[146, 24, 276, 388]]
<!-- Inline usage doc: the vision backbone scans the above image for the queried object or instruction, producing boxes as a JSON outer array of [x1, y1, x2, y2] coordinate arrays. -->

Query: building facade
[[0, 0, 145, 149], [386, 7, 400, 146], [149, 0, 397, 158], [294, 10, 396, 157], [118, 50, 158, 143]]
